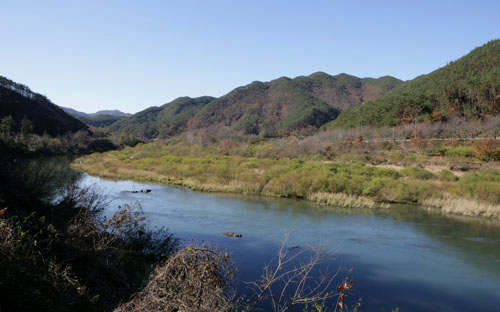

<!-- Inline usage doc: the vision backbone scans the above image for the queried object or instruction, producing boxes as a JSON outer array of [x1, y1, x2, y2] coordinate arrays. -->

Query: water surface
[[79, 174, 500, 311]]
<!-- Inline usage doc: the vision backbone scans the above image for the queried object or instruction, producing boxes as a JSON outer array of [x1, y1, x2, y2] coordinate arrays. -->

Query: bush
[[474, 139, 500, 161], [400, 167, 435, 180], [456, 171, 500, 202], [0, 159, 179, 311], [437, 169, 459, 181], [437, 146, 474, 158]]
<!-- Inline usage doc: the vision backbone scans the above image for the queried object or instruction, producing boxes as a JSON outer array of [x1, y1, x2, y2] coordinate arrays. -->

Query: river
[[71, 171, 500, 312]]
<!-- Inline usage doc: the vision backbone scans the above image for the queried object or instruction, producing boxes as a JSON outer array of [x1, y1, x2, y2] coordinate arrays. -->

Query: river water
[[76, 173, 500, 311]]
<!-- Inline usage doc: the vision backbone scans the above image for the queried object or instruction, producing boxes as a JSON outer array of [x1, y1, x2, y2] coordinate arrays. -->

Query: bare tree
[[116, 234, 356, 312], [245, 234, 354, 312]]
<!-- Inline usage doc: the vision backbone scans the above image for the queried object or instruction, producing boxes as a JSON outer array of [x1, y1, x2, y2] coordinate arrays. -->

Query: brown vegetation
[[116, 235, 354, 312]]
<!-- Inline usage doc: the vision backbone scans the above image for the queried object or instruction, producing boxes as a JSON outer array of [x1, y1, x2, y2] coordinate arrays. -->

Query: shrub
[[474, 139, 500, 161], [437, 169, 458, 181], [437, 146, 474, 158], [0, 159, 179, 311], [362, 177, 397, 197], [400, 167, 435, 180], [456, 171, 500, 202]]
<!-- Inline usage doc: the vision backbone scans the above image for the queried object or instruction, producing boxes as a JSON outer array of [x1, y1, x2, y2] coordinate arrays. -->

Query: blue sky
[[1, 0, 499, 114]]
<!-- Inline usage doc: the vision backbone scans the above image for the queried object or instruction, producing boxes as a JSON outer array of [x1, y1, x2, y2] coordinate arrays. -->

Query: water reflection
[[71, 170, 500, 312]]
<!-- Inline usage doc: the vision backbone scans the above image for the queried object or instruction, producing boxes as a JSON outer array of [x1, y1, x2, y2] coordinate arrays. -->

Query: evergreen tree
[[20, 115, 33, 138], [0, 115, 15, 139]]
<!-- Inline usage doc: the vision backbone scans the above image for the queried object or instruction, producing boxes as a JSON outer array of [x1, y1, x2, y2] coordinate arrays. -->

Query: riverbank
[[72, 142, 500, 219]]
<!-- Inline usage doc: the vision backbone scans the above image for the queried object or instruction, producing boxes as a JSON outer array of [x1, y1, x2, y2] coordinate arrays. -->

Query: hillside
[[60, 106, 130, 127], [189, 73, 401, 136], [60, 106, 131, 118], [329, 40, 500, 128], [60, 106, 89, 118], [92, 109, 130, 117], [78, 114, 128, 128], [109, 96, 216, 138], [112, 73, 401, 138], [0, 76, 88, 136]]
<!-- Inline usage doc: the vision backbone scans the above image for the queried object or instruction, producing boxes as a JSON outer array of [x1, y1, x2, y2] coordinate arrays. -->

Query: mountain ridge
[[0, 76, 88, 136], [60, 106, 131, 118], [328, 39, 500, 128], [111, 72, 402, 138]]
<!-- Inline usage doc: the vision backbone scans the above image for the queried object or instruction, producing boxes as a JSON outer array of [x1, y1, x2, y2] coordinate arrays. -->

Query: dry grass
[[422, 197, 500, 219], [0, 218, 14, 250], [73, 147, 500, 219], [115, 244, 234, 312], [184, 179, 261, 194], [308, 192, 391, 209]]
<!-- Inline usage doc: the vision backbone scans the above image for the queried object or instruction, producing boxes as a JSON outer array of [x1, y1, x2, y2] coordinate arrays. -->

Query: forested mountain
[[329, 40, 500, 128], [111, 73, 401, 138], [0, 76, 88, 136], [59, 106, 130, 128], [109, 96, 216, 138], [188, 73, 401, 137], [60, 107, 131, 118], [92, 109, 130, 117], [59, 106, 88, 118], [77, 114, 128, 128]]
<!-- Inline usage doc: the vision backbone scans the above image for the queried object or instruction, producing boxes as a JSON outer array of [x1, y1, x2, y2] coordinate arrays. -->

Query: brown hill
[[112, 72, 402, 138]]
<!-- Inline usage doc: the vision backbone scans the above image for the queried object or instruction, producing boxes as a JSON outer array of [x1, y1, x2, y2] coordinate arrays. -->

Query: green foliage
[[20, 115, 33, 138], [74, 141, 500, 221], [78, 114, 127, 128], [235, 108, 261, 135], [76, 142, 450, 205], [437, 146, 474, 158], [330, 40, 500, 128], [111, 73, 400, 138], [456, 170, 500, 202], [110, 96, 215, 139], [437, 169, 459, 181], [400, 167, 436, 180], [0, 115, 15, 138], [386, 151, 428, 166]]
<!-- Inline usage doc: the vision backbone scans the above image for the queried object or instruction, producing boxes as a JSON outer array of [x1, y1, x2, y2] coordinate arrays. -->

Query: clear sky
[[1, 0, 499, 114]]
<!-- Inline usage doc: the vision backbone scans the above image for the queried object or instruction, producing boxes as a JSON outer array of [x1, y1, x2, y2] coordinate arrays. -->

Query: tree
[[20, 115, 33, 138], [0, 115, 15, 139]]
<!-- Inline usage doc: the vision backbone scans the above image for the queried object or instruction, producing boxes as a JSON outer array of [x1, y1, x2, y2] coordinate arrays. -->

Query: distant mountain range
[[110, 73, 402, 138], [59, 107, 131, 118], [0, 76, 87, 136], [59, 107, 131, 128], [2, 40, 498, 138]]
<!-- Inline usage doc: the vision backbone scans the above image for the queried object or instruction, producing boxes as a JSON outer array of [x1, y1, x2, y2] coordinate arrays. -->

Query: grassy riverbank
[[73, 141, 500, 219]]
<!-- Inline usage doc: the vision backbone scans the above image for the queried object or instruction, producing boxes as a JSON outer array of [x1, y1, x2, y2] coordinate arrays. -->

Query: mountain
[[77, 114, 128, 128], [91, 110, 130, 117], [188, 73, 401, 136], [60, 107, 131, 128], [111, 73, 401, 138], [109, 96, 216, 138], [60, 106, 88, 118], [0, 76, 88, 136], [60, 106, 131, 117], [328, 40, 500, 129]]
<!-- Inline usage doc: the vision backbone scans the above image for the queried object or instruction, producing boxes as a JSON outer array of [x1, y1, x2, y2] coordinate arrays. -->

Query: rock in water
[[222, 231, 242, 238]]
